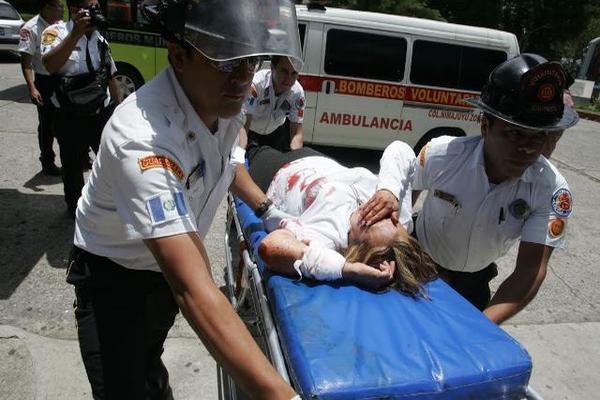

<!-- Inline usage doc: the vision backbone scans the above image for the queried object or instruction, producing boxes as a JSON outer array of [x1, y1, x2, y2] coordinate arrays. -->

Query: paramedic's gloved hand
[[261, 204, 293, 232], [358, 189, 398, 227], [343, 260, 396, 291]]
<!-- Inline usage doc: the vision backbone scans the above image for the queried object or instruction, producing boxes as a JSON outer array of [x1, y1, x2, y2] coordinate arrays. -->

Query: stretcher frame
[[217, 193, 545, 400]]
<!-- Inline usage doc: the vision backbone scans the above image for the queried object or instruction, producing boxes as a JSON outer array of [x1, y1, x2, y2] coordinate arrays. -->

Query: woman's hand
[[342, 260, 396, 290]]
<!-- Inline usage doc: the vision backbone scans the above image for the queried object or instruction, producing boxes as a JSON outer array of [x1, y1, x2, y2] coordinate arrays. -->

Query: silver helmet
[[142, 0, 303, 71]]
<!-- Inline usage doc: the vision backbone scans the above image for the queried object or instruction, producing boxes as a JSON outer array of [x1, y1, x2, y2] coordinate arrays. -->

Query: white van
[[295, 4, 520, 151]]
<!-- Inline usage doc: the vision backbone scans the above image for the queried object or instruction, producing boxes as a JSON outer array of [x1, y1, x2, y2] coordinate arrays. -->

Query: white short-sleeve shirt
[[74, 67, 243, 272], [413, 135, 572, 272], [267, 152, 413, 251], [242, 69, 305, 135], [40, 20, 117, 107], [18, 14, 55, 76]]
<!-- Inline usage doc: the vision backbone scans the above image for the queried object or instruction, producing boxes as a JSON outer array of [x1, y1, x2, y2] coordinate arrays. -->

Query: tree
[[426, 0, 595, 60]]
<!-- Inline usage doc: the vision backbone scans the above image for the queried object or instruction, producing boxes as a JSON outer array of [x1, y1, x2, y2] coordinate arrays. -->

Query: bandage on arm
[[293, 241, 345, 281]]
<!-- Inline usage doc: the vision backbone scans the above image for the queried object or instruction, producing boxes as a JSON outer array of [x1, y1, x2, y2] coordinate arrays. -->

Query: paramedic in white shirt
[[18, 0, 64, 175], [239, 55, 306, 161], [41, 0, 122, 217], [359, 54, 579, 324], [250, 145, 437, 296], [64, 0, 303, 398]]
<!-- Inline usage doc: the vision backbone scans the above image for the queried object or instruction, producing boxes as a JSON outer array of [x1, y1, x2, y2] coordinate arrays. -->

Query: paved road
[[1, 53, 599, 399]]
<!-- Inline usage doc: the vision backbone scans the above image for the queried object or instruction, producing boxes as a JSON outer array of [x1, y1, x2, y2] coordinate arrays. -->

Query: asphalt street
[[1, 52, 599, 399]]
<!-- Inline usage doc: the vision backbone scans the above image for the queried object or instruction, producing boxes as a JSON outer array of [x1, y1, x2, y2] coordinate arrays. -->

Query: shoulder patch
[[295, 96, 305, 110], [41, 28, 59, 45], [548, 217, 566, 238], [418, 143, 429, 167], [551, 188, 572, 217], [20, 28, 30, 42], [250, 84, 258, 98], [138, 155, 185, 181], [146, 191, 189, 225]]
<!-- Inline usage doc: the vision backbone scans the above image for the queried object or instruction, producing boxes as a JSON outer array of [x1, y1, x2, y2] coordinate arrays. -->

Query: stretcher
[[218, 193, 545, 400]]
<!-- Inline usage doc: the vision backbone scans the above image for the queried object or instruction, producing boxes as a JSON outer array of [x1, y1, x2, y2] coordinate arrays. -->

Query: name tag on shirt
[[186, 160, 205, 190]]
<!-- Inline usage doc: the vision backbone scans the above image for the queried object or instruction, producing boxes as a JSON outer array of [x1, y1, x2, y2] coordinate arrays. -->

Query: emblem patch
[[146, 191, 188, 225], [551, 188, 572, 217], [509, 199, 530, 219], [20, 28, 30, 42], [297, 109, 304, 118], [138, 155, 185, 181], [41, 29, 59, 45], [295, 97, 305, 109], [538, 83, 555, 102], [548, 217, 566, 238]]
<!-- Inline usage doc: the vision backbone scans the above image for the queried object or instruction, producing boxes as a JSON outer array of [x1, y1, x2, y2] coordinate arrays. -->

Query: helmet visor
[[184, 0, 303, 70]]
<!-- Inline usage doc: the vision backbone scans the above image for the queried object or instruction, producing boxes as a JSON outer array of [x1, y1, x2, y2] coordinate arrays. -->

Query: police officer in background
[[18, 0, 64, 176], [41, 0, 122, 217], [65, 0, 301, 398], [240, 55, 306, 161], [360, 54, 579, 324]]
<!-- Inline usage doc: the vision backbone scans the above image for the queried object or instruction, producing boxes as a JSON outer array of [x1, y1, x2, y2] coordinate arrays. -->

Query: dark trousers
[[436, 263, 498, 311], [246, 118, 292, 162], [410, 216, 498, 311], [35, 74, 57, 167], [248, 145, 325, 192], [67, 246, 178, 400], [55, 106, 113, 212]]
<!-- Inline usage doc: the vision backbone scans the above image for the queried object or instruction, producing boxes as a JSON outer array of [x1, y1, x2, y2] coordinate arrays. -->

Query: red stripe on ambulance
[[298, 75, 477, 109]]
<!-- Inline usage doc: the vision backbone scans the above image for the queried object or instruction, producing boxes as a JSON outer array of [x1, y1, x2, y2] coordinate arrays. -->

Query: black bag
[[55, 38, 110, 115]]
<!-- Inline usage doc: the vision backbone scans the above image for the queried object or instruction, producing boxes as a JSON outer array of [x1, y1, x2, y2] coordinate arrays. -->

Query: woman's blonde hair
[[344, 232, 437, 298]]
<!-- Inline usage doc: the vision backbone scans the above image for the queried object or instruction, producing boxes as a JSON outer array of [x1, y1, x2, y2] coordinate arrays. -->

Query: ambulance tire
[[413, 128, 464, 155], [114, 64, 144, 98]]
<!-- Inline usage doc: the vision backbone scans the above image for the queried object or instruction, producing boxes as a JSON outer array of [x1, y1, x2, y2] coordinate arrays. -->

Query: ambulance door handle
[[322, 80, 336, 95]]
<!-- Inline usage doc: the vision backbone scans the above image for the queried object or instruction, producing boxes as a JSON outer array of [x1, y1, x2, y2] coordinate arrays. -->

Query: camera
[[88, 4, 108, 30]]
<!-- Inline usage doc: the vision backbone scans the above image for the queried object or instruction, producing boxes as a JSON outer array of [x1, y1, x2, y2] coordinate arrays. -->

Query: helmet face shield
[[184, 0, 303, 69]]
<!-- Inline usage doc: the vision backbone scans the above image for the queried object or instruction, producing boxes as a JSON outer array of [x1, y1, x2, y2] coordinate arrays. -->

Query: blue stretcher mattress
[[234, 198, 532, 399]]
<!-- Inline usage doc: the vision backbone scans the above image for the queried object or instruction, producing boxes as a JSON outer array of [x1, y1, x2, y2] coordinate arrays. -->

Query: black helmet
[[141, 0, 303, 71], [466, 53, 578, 131]]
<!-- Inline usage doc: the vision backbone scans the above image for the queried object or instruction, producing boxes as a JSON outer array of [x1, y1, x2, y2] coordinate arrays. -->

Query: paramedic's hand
[[342, 260, 395, 291], [261, 204, 293, 232], [29, 87, 43, 106], [358, 189, 398, 227], [73, 9, 92, 37]]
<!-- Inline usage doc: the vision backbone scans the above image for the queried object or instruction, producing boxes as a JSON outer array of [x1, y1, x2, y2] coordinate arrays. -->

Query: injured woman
[[248, 142, 437, 295]]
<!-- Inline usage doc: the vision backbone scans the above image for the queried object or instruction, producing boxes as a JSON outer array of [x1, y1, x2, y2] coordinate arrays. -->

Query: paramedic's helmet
[[141, 0, 303, 71], [466, 53, 578, 131]]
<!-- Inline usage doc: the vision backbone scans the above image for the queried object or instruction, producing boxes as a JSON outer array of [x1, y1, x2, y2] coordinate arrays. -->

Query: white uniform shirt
[[267, 148, 413, 251], [18, 14, 54, 75], [242, 69, 305, 135], [74, 67, 243, 272], [40, 20, 117, 107], [413, 135, 572, 272]]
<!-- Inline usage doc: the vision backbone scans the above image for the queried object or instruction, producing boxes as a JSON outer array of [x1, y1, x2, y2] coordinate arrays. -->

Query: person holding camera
[[41, 0, 122, 217]]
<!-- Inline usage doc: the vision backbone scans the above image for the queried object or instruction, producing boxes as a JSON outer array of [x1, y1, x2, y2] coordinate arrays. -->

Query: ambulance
[[104, 1, 519, 151], [295, 4, 519, 151]]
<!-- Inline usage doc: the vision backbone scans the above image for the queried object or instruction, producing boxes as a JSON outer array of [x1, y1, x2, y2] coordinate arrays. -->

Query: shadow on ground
[[0, 83, 30, 103], [0, 187, 74, 300], [0, 51, 20, 63]]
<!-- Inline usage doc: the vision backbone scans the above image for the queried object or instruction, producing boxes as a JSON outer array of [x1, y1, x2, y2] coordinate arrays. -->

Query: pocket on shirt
[[186, 177, 205, 204], [500, 215, 523, 240]]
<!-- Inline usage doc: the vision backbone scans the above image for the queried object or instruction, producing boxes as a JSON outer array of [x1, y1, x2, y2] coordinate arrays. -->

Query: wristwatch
[[254, 198, 273, 218]]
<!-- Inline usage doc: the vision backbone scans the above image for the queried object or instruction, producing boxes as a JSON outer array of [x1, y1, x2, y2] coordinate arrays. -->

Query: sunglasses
[[206, 57, 265, 74]]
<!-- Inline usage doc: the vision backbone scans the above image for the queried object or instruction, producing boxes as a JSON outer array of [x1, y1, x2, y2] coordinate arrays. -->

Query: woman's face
[[348, 211, 410, 248]]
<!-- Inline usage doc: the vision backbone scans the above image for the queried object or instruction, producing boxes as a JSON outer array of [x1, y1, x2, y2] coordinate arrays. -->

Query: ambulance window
[[324, 29, 407, 82], [298, 24, 306, 50], [411, 40, 507, 91]]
